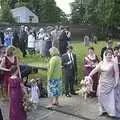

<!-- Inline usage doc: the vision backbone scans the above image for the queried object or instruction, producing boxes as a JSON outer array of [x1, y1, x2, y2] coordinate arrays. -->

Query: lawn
[[22, 41, 117, 84]]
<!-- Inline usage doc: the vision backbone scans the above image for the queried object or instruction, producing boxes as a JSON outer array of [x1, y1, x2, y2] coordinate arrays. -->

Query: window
[[29, 16, 34, 23], [15, 16, 20, 22]]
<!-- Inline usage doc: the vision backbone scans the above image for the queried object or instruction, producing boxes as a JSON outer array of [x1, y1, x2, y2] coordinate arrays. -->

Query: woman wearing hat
[[36, 28, 46, 56], [47, 47, 62, 108]]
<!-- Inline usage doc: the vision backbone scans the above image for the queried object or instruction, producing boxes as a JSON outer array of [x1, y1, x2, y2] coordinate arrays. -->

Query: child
[[30, 79, 40, 109], [37, 78, 47, 98], [9, 65, 27, 120]]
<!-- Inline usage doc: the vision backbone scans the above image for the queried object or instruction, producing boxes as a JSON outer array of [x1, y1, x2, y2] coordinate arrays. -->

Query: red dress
[[9, 77, 27, 120], [3, 56, 17, 94], [84, 55, 99, 96]]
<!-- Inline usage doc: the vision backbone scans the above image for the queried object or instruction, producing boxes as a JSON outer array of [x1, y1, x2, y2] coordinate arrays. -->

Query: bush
[[0, 3, 16, 23]]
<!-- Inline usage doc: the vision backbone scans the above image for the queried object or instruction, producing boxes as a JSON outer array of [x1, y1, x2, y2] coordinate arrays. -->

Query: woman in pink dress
[[9, 65, 27, 120], [0, 46, 21, 99], [87, 49, 119, 117], [113, 46, 120, 118], [84, 47, 99, 96]]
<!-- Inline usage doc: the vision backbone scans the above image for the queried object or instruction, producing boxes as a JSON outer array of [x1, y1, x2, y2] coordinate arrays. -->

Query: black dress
[[0, 108, 3, 120], [59, 30, 68, 55]]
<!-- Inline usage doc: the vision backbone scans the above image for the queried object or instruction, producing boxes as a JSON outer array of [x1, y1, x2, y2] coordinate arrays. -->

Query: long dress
[[31, 85, 39, 103], [0, 108, 3, 120], [84, 55, 99, 96], [51, 30, 59, 49], [98, 62, 116, 116], [114, 55, 120, 118], [9, 77, 27, 120], [59, 31, 68, 55], [37, 33, 46, 56], [3, 56, 17, 95], [44, 34, 52, 57], [84, 36, 90, 46]]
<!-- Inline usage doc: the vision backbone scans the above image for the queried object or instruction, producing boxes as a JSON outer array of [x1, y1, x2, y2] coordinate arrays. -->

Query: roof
[[11, 6, 38, 18], [11, 6, 39, 23]]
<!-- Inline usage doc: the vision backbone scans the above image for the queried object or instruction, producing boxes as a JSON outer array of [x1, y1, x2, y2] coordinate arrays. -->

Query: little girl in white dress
[[30, 79, 40, 109]]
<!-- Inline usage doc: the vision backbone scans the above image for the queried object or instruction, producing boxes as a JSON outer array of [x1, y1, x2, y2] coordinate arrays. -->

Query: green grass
[[22, 41, 117, 83]]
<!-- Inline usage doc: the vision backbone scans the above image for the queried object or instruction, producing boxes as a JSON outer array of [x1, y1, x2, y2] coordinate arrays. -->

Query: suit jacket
[[0, 31, 4, 45], [62, 52, 77, 76]]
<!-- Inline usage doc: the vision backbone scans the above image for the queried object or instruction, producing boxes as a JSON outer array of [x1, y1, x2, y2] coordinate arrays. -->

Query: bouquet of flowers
[[22, 95, 30, 112], [84, 76, 93, 93]]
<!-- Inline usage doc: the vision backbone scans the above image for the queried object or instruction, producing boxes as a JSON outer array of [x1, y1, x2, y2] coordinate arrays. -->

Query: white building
[[11, 6, 39, 23]]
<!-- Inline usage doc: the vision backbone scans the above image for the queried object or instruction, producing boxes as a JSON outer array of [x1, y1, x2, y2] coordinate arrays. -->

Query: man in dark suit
[[0, 28, 4, 46], [59, 27, 68, 56], [19, 26, 28, 57], [100, 40, 113, 60], [62, 46, 77, 97]]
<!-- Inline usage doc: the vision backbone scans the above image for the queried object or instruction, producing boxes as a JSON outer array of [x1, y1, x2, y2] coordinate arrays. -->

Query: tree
[[71, 0, 120, 26], [14, 0, 67, 23], [71, 0, 86, 24], [0, 2, 16, 23]]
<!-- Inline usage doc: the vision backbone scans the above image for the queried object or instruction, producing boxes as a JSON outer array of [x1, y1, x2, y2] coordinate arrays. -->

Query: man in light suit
[[62, 46, 77, 97]]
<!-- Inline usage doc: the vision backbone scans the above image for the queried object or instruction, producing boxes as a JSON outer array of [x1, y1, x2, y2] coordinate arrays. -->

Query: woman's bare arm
[[0, 57, 9, 71], [88, 62, 101, 77], [114, 62, 119, 87], [17, 58, 21, 78]]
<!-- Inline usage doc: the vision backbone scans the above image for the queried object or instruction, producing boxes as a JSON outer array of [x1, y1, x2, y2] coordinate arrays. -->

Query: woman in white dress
[[36, 28, 46, 56], [87, 49, 119, 117], [27, 32, 35, 55], [30, 79, 39, 109], [113, 46, 120, 118]]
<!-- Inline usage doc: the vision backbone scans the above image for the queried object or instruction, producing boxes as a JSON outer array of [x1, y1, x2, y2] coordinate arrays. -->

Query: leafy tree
[[14, 0, 68, 23], [0, 2, 16, 23], [71, 0, 86, 24], [71, 0, 120, 31]]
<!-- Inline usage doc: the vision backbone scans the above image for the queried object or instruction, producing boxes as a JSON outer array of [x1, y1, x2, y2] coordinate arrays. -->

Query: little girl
[[30, 79, 40, 109], [9, 65, 27, 120]]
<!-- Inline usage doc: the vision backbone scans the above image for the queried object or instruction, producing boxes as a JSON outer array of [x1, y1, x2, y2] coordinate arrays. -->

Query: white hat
[[6, 28, 12, 31], [39, 28, 44, 33]]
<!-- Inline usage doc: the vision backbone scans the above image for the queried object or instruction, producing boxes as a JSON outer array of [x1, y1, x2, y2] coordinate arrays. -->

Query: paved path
[[0, 96, 120, 120], [39, 96, 119, 120]]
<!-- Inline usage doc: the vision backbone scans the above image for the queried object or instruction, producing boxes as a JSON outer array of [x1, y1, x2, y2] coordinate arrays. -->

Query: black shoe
[[71, 92, 78, 95], [66, 94, 71, 97], [99, 112, 108, 116]]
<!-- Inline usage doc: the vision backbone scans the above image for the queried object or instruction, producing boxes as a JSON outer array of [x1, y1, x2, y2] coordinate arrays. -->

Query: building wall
[[11, 7, 39, 23]]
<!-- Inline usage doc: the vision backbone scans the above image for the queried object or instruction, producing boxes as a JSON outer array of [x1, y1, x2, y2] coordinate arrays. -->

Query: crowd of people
[[85, 40, 120, 118], [0, 24, 120, 120], [0, 25, 72, 120], [0, 25, 71, 57]]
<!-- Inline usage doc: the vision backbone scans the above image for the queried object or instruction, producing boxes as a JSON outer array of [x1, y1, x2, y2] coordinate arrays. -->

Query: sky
[[55, 0, 74, 14]]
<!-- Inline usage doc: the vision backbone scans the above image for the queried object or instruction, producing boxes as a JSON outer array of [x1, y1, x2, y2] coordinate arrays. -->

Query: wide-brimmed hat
[[6, 27, 12, 31], [107, 40, 112, 44], [49, 47, 59, 56], [30, 79, 36, 83], [46, 26, 54, 31]]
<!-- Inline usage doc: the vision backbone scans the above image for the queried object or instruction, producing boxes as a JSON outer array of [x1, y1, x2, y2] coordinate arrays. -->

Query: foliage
[[0, 2, 16, 23], [5, 0, 68, 24], [71, 0, 120, 29], [71, 0, 86, 24]]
